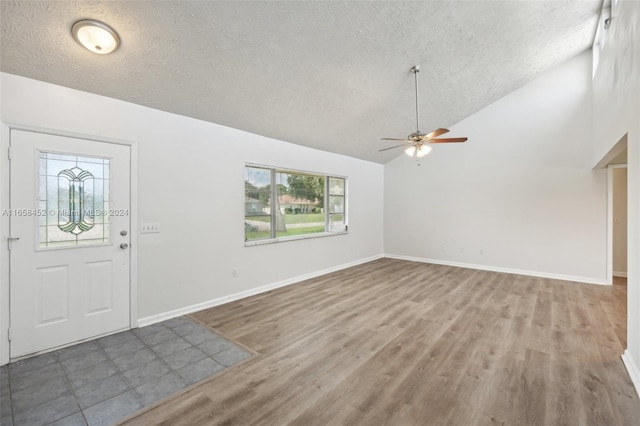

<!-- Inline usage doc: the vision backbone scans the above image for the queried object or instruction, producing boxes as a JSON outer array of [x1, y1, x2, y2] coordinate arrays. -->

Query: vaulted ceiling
[[1, 1, 602, 163]]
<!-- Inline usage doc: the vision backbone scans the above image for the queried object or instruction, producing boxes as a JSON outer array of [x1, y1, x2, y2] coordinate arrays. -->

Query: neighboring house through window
[[244, 165, 347, 244]]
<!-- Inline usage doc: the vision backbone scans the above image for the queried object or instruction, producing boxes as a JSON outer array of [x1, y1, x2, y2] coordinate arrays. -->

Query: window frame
[[244, 164, 348, 246]]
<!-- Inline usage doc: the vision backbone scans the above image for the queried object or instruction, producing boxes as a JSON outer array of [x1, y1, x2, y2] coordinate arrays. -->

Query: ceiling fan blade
[[378, 143, 413, 152], [429, 137, 468, 143], [381, 137, 409, 141], [425, 128, 449, 139]]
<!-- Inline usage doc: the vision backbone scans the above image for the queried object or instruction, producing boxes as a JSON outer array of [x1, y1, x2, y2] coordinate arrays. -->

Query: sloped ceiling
[[1, 0, 602, 163]]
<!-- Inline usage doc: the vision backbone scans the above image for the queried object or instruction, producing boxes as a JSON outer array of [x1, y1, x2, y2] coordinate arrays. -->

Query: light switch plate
[[140, 222, 161, 233]]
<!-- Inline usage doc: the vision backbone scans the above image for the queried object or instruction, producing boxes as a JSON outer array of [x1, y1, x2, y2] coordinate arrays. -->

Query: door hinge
[[7, 237, 19, 250], [7, 147, 11, 160], [7, 328, 12, 341], [7, 237, 20, 250]]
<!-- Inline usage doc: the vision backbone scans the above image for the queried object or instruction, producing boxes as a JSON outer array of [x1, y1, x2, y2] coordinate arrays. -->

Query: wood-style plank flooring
[[122, 259, 640, 425]]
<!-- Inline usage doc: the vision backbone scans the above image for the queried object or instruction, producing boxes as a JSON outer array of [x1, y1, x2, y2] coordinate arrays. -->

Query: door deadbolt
[[120, 230, 128, 236]]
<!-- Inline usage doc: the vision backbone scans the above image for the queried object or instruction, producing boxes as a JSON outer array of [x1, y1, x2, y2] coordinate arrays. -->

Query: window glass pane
[[329, 177, 346, 231], [274, 172, 325, 238], [38, 151, 110, 249], [244, 165, 347, 243], [39, 175, 46, 200], [329, 177, 344, 196], [76, 155, 107, 164], [245, 167, 272, 241], [329, 195, 344, 214], [44, 159, 77, 176], [38, 200, 47, 227], [76, 161, 105, 179], [77, 224, 104, 240], [329, 214, 345, 232], [44, 225, 77, 243]]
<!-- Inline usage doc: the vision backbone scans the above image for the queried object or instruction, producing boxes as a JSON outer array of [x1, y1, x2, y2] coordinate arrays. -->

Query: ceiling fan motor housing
[[409, 132, 427, 141]]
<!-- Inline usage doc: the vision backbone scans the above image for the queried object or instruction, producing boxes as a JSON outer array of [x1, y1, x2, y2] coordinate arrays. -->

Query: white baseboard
[[137, 254, 384, 327], [384, 254, 610, 286], [613, 271, 628, 278], [138, 252, 609, 328], [622, 350, 640, 398]]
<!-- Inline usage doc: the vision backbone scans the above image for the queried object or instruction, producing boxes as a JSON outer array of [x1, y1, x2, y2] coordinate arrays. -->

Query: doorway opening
[[606, 144, 628, 284], [611, 164, 628, 281]]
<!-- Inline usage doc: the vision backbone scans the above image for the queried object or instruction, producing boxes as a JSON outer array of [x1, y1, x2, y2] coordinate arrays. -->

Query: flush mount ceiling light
[[71, 19, 120, 54]]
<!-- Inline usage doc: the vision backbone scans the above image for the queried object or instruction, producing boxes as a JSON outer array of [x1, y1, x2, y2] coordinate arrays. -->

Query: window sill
[[245, 230, 348, 247]]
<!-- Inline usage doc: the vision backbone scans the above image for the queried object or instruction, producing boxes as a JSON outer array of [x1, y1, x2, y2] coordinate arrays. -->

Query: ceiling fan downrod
[[411, 65, 420, 134]]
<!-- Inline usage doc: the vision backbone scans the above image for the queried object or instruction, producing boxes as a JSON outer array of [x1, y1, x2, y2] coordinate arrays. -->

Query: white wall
[[592, 0, 640, 395], [384, 51, 607, 283], [613, 167, 628, 276], [0, 73, 384, 363]]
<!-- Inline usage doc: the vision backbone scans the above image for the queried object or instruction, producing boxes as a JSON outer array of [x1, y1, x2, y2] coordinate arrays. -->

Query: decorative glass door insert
[[38, 151, 110, 248]]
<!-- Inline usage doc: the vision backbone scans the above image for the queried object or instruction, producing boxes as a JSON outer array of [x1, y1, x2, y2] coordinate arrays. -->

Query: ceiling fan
[[380, 65, 468, 158]]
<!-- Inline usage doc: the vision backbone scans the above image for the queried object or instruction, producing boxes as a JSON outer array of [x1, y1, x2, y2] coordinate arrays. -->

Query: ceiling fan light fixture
[[404, 144, 432, 158], [72, 19, 120, 54], [416, 144, 432, 158]]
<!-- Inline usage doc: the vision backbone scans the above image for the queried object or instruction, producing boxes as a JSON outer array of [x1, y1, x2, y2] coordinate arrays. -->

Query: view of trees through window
[[245, 166, 347, 242]]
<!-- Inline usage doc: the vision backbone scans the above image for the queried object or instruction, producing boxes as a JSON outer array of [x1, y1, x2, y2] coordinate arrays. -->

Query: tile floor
[[0, 316, 251, 426]]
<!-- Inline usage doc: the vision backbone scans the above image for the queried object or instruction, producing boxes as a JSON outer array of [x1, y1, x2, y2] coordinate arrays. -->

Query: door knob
[[120, 243, 129, 249]]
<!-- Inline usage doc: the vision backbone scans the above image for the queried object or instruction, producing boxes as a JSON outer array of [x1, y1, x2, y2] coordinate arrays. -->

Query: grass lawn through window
[[246, 213, 324, 224], [245, 213, 326, 241]]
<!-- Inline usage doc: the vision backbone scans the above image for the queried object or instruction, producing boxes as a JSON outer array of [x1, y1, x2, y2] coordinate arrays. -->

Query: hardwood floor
[[122, 259, 640, 425]]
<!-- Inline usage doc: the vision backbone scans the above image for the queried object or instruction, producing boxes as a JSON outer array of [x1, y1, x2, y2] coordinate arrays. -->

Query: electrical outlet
[[140, 222, 161, 233], [232, 268, 238, 278]]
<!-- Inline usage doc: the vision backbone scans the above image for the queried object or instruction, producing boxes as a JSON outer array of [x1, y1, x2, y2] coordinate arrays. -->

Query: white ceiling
[[1, 0, 602, 163]]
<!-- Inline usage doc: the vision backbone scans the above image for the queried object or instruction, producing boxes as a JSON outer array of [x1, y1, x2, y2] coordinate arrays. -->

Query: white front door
[[9, 130, 131, 358]]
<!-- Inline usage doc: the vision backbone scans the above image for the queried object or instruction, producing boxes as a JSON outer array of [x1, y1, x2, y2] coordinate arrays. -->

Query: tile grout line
[[128, 326, 177, 407], [3, 317, 250, 426], [81, 335, 140, 425], [7, 365, 15, 426], [58, 351, 90, 426], [106, 331, 153, 409]]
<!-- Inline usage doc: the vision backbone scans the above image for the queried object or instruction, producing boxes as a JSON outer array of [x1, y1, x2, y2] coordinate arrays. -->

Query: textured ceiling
[[1, 0, 602, 163]]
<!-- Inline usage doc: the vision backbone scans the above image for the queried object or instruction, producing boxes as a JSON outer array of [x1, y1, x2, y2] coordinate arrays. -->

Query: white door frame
[[0, 121, 138, 365], [607, 163, 628, 284]]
